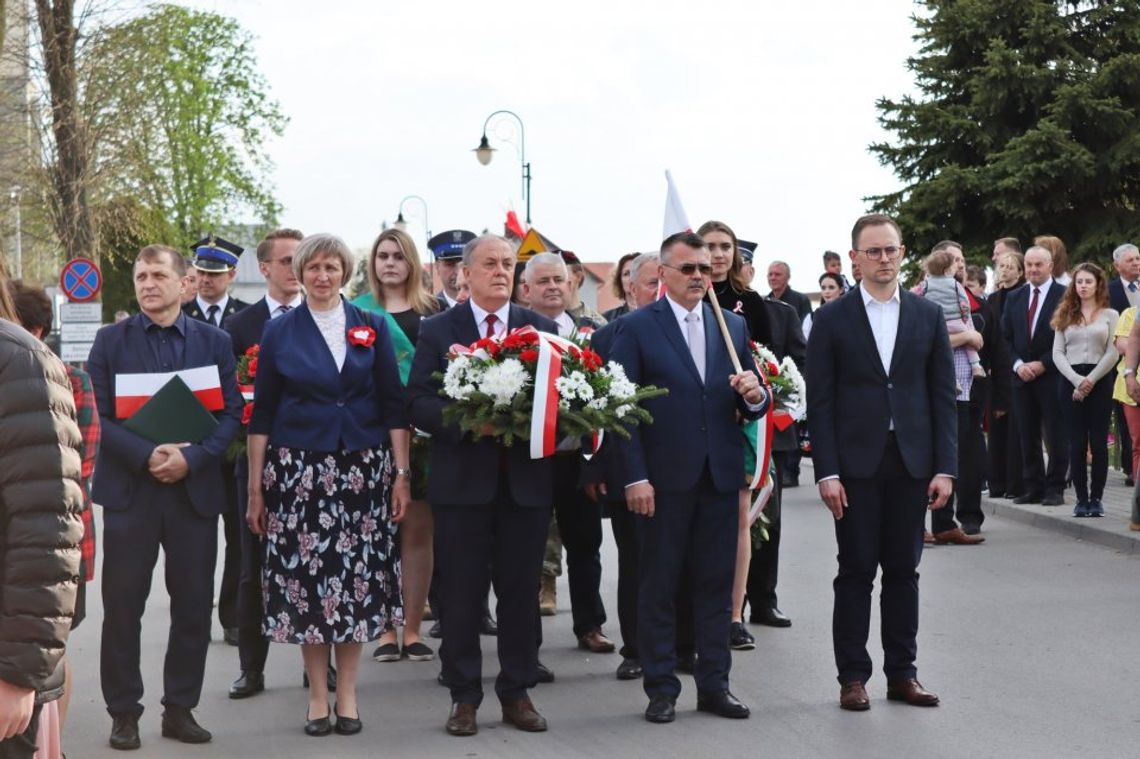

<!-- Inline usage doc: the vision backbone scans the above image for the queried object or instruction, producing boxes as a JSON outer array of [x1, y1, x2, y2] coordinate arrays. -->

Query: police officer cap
[[736, 238, 756, 264], [428, 230, 476, 261], [190, 234, 244, 272]]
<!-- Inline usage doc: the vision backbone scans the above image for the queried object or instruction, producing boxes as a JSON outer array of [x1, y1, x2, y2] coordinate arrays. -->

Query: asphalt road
[[62, 465, 1140, 758]]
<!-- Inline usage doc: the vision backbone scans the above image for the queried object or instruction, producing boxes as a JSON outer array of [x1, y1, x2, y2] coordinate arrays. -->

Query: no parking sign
[[60, 258, 102, 302]]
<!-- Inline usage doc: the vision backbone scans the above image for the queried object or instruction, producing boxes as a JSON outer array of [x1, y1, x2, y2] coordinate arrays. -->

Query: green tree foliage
[[86, 3, 286, 250], [870, 1, 1140, 271]]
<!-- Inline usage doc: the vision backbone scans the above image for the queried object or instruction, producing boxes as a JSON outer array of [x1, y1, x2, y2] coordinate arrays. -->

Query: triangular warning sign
[[517, 228, 547, 262]]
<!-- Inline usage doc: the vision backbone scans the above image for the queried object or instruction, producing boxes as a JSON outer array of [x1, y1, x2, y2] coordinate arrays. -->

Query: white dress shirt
[[196, 293, 229, 323], [553, 311, 575, 339], [860, 283, 900, 377], [1013, 278, 1055, 372], [469, 300, 511, 339], [664, 294, 701, 348], [265, 292, 303, 319]]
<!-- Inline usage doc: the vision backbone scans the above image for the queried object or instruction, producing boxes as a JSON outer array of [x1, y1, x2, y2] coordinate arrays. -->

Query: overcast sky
[[184, 0, 920, 291]]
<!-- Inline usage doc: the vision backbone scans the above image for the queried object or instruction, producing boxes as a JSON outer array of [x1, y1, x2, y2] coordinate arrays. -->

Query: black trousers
[[746, 458, 784, 615], [1012, 375, 1068, 497], [433, 479, 550, 706], [608, 500, 640, 659], [833, 436, 927, 685], [933, 401, 985, 533], [987, 403, 1024, 497], [0, 705, 40, 759], [234, 457, 269, 674], [637, 470, 736, 700], [1059, 366, 1114, 502], [552, 455, 606, 637], [101, 483, 217, 717], [1116, 402, 1134, 480], [217, 460, 240, 629]]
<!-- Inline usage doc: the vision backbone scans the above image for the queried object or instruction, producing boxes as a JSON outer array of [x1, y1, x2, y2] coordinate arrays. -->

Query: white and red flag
[[115, 365, 224, 419], [663, 169, 692, 239]]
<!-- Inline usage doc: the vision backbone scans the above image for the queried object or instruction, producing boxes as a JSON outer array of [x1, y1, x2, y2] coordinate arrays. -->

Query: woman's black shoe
[[334, 702, 363, 735], [305, 706, 332, 737]]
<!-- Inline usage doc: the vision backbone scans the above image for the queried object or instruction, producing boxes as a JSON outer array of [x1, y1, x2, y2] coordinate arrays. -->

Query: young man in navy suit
[[807, 214, 957, 712], [88, 246, 242, 749], [1001, 246, 1067, 505], [222, 228, 305, 700], [610, 232, 769, 724], [408, 234, 558, 737]]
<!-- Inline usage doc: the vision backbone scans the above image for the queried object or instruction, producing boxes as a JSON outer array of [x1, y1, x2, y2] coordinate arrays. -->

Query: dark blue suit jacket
[[1108, 276, 1134, 314], [249, 300, 406, 452], [806, 287, 957, 481], [407, 300, 558, 508], [225, 297, 271, 358], [609, 297, 766, 494], [582, 317, 632, 499], [1000, 280, 1064, 385], [87, 313, 243, 516]]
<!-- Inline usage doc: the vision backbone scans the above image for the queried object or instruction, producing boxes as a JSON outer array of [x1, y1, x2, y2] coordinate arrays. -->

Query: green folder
[[122, 375, 219, 444]]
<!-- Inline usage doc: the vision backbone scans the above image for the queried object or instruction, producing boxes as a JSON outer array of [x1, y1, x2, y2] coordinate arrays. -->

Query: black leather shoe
[[229, 670, 265, 699], [222, 627, 239, 646], [616, 657, 643, 680], [1041, 493, 1064, 506], [696, 690, 750, 719], [1011, 492, 1043, 504], [333, 702, 362, 735], [304, 706, 332, 737], [109, 714, 141, 750], [536, 660, 555, 683], [161, 706, 212, 743], [645, 696, 676, 723], [750, 607, 792, 627], [729, 621, 756, 650], [480, 611, 498, 636], [429, 621, 442, 639]]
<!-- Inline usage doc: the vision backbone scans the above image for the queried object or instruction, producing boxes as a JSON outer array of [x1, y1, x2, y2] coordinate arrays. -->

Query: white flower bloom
[[587, 397, 607, 411], [479, 358, 529, 406]]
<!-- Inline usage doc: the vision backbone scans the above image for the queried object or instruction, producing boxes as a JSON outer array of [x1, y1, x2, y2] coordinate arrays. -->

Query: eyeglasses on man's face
[[663, 262, 713, 276], [854, 246, 903, 261]]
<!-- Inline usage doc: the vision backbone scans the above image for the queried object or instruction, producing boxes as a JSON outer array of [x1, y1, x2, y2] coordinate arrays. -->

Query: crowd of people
[[2, 209, 1139, 756]]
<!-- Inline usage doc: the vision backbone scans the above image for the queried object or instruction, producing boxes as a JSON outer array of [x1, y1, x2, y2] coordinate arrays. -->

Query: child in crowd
[[921, 249, 986, 381]]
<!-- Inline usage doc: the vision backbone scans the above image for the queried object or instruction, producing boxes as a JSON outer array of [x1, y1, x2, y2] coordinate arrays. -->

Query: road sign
[[60, 302, 102, 322], [60, 342, 94, 362], [60, 322, 101, 342], [59, 258, 102, 302]]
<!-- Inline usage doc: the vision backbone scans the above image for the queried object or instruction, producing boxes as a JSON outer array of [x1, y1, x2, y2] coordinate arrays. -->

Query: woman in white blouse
[[1051, 262, 1119, 518]]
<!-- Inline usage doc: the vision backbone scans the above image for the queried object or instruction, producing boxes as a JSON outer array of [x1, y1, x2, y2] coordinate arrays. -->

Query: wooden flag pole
[[707, 284, 744, 374]]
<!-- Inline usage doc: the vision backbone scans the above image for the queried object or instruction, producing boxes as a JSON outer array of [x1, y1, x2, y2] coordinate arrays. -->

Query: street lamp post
[[394, 195, 430, 242], [474, 110, 531, 224]]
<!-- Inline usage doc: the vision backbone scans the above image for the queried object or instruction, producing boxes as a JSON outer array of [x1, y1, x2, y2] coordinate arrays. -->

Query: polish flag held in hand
[[115, 365, 223, 419], [659, 169, 693, 300]]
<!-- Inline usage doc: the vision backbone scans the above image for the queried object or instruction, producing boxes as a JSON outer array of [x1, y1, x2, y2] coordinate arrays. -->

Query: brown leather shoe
[[578, 628, 616, 654], [445, 702, 478, 736], [923, 530, 935, 545], [932, 528, 984, 546], [839, 681, 870, 711], [501, 697, 548, 732], [886, 678, 940, 706]]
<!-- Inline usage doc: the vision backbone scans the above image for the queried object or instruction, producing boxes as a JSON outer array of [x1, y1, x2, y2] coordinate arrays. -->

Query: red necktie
[[1027, 287, 1040, 339], [484, 313, 499, 339]]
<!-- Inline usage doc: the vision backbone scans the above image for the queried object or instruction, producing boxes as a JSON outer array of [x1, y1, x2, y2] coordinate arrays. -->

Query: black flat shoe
[[229, 670, 265, 699], [536, 660, 555, 683], [428, 621, 442, 639], [645, 696, 676, 723], [750, 607, 792, 628], [333, 702, 362, 735], [696, 689, 750, 719], [109, 714, 141, 751], [161, 706, 212, 743], [616, 657, 643, 680], [729, 621, 756, 650], [305, 706, 332, 737]]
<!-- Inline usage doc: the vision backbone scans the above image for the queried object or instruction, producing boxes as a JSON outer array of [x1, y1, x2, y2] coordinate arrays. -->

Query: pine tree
[[870, 0, 1140, 268]]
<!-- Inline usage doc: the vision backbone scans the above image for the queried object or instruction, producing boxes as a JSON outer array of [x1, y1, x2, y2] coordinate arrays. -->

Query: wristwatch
[[395, 467, 412, 479], [1125, 368, 1136, 377]]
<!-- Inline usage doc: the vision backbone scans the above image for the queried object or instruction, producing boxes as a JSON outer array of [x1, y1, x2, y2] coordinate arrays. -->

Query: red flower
[[348, 326, 376, 347], [582, 349, 603, 371], [766, 360, 780, 376], [247, 357, 259, 378], [475, 337, 496, 351], [519, 349, 539, 363], [568, 345, 582, 359], [244, 344, 260, 357], [241, 402, 254, 426]]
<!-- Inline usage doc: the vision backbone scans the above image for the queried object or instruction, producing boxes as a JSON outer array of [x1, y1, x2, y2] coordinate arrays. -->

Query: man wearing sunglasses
[[609, 232, 770, 725], [807, 214, 957, 713]]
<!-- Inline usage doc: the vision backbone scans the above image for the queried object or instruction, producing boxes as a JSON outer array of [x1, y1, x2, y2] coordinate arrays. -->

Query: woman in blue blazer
[[246, 234, 410, 738]]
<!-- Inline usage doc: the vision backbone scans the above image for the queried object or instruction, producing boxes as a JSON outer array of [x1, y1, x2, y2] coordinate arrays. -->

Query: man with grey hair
[[409, 234, 559, 736], [520, 253, 614, 655], [1108, 243, 1140, 486], [1002, 245, 1067, 506], [766, 260, 812, 322]]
